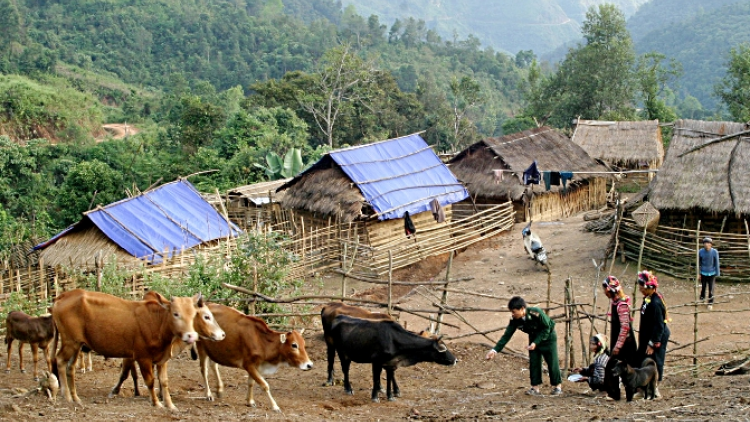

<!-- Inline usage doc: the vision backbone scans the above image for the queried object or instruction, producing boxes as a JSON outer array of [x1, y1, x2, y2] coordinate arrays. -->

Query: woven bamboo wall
[[617, 218, 750, 281], [529, 178, 607, 222]]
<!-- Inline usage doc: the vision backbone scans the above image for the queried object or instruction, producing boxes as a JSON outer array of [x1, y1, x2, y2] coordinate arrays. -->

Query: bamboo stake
[[435, 251, 453, 335], [606, 200, 623, 276], [563, 278, 572, 378], [340, 243, 348, 301], [694, 220, 701, 378], [631, 222, 649, 315], [571, 278, 588, 366], [387, 251, 393, 316], [546, 271, 551, 310]]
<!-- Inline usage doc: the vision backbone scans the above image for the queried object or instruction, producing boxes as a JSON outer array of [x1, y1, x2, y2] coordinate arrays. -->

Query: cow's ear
[[195, 293, 204, 307], [280, 333, 287, 344]]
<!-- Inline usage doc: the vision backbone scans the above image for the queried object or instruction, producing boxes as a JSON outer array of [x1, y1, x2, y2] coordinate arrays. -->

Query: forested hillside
[[627, 0, 739, 42], [634, 1, 750, 109], [0, 0, 532, 249], [340, 0, 648, 55]]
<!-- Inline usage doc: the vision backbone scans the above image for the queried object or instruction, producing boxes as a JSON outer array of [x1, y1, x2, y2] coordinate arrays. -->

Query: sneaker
[[708, 305, 713, 311], [525, 388, 541, 396], [654, 387, 661, 399], [550, 387, 563, 396]]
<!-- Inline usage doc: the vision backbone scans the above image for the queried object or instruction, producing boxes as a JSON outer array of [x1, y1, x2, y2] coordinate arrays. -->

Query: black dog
[[611, 358, 658, 401]]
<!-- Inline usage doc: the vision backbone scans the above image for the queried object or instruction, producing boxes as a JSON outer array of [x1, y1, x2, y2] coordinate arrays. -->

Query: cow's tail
[[51, 322, 59, 379]]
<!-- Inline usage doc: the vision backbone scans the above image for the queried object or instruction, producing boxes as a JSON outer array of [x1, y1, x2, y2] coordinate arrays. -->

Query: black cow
[[329, 315, 457, 402]]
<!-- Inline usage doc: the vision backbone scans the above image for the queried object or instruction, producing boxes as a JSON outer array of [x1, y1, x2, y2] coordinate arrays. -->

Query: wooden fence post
[[435, 251, 453, 335], [40, 258, 47, 303], [387, 251, 393, 316], [631, 223, 649, 311], [694, 221, 701, 377], [340, 243, 348, 301]]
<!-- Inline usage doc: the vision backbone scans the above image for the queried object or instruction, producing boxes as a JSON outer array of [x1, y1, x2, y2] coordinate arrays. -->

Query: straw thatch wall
[[37, 223, 142, 269], [649, 119, 750, 215], [572, 119, 664, 168], [448, 126, 610, 221], [278, 158, 369, 223]]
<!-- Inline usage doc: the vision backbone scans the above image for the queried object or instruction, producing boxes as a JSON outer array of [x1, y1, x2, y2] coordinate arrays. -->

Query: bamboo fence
[[615, 218, 750, 281]]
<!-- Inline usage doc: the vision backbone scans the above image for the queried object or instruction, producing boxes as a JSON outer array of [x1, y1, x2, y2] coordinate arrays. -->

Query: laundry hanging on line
[[523, 160, 541, 185], [404, 211, 416, 237], [430, 198, 446, 223]]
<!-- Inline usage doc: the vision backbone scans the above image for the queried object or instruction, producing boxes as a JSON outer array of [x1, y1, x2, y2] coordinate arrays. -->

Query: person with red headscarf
[[636, 270, 671, 398], [601, 276, 638, 400]]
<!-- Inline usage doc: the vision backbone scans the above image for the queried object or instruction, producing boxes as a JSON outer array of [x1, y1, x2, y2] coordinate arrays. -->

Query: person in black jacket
[[636, 270, 671, 398]]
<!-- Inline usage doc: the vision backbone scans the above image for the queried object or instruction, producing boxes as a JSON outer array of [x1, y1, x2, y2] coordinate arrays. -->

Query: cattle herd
[[3, 290, 457, 412]]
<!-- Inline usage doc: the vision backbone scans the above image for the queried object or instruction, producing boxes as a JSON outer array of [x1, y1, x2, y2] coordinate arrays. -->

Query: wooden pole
[[744, 220, 750, 261], [546, 271, 552, 310], [340, 243, 348, 301], [387, 251, 393, 316], [570, 278, 588, 366], [588, 260, 602, 349], [632, 223, 649, 315], [96, 251, 103, 292], [693, 220, 701, 378], [39, 258, 47, 303], [607, 200, 623, 276], [435, 251, 453, 335], [251, 263, 258, 315], [563, 277, 572, 377]]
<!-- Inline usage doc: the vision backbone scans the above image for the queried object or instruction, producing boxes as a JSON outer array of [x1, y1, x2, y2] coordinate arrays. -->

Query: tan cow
[[109, 290, 227, 398], [52, 289, 224, 409], [195, 304, 313, 412], [320, 302, 394, 386], [5, 311, 56, 380]]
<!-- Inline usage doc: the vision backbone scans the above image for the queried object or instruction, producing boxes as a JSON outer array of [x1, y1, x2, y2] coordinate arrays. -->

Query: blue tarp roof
[[329, 133, 469, 220], [35, 179, 241, 264]]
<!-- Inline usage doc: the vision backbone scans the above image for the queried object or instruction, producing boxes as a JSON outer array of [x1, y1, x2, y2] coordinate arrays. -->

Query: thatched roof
[[277, 156, 369, 222], [38, 220, 143, 269], [278, 133, 468, 221], [227, 178, 290, 205], [649, 119, 750, 214], [448, 126, 610, 201], [571, 119, 664, 167]]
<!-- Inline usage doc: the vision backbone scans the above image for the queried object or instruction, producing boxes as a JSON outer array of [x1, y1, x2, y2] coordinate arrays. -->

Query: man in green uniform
[[485, 296, 562, 396]]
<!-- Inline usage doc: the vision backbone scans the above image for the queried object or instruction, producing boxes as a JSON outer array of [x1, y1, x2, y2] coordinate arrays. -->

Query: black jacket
[[637, 293, 669, 353]]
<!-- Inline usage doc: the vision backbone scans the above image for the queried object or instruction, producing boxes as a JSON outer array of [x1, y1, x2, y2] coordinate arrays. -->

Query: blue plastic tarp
[[36, 179, 241, 264], [330, 134, 469, 220]]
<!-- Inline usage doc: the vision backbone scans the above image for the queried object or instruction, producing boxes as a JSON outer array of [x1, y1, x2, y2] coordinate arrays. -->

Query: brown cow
[[52, 289, 224, 409], [320, 302, 394, 386], [5, 311, 56, 380], [109, 290, 227, 398], [194, 304, 313, 412]]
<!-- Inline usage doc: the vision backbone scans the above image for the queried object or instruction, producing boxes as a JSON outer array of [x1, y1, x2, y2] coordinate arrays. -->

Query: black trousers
[[700, 274, 716, 303]]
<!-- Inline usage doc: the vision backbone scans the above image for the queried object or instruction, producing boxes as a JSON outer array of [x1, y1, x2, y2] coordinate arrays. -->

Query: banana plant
[[254, 148, 304, 180]]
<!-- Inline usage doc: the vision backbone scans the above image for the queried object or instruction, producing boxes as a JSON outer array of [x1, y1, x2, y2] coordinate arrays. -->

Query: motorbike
[[521, 222, 548, 267]]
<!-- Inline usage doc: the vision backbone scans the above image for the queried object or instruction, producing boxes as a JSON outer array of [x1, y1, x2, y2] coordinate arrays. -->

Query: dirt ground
[[2, 213, 750, 421]]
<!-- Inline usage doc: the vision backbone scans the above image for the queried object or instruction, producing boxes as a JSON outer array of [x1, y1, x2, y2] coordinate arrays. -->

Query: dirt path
[[97, 123, 139, 142], [1, 213, 749, 420]]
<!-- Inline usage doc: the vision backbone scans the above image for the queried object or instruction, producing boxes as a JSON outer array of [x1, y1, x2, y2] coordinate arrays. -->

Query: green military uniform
[[492, 306, 562, 386]]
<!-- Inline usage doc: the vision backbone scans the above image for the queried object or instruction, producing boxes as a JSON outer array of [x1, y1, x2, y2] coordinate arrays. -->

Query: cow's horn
[[298, 328, 305, 335], [280, 333, 287, 344]]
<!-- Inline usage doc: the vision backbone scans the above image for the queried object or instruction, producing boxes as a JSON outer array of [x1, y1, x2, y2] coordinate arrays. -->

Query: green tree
[[296, 44, 378, 148], [636, 52, 682, 122], [715, 44, 750, 122], [448, 75, 482, 151], [528, 4, 636, 127], [55, 159, 124, 225]]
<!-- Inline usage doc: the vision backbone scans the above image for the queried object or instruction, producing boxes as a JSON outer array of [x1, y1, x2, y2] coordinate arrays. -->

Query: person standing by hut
[[698, 237, 720, 310], [636, 270, 670, 398], [602, 276, 638, 401]]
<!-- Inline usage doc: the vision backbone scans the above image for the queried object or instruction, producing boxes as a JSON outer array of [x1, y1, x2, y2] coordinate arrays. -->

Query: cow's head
[[279, 330, 313, 371], [158, 294, 202, 345], [193, 297, 225, 342], [431, 337, 457, 366]]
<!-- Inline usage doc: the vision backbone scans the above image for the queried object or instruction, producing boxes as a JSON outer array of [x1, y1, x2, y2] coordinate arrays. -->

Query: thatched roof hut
[[649, 119, 750, 229], [448, 127, 610, 221], [571, 119, 664, 168], [34, 179, 241, 269], [278, 133, 468, 223]]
